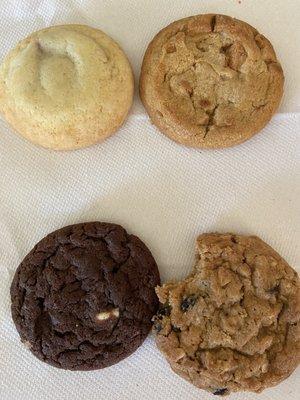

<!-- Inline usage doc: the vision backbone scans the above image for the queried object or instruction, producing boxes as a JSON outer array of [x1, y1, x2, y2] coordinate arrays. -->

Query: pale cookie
[[140, 14, 284, 148], [0, 25, 134, 150], [153, 233, 300, 395]]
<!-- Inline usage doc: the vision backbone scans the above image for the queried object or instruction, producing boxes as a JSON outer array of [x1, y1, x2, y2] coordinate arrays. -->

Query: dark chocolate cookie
[[10, 222, 160, 370]]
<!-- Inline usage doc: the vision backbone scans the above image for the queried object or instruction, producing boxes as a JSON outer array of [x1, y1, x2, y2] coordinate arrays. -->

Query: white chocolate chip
[[111, 308, 120, 318], [96, 311, 111, 321], [96, 308, 119, 321]]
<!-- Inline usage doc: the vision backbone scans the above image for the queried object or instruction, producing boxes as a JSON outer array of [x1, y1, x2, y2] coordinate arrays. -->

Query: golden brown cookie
[[0, 25, 134, 150], [140, 14, 284, 148], [153, 233, 300, 395]]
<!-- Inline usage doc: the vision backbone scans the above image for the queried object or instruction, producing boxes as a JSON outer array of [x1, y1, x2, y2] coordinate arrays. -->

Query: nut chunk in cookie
[[11, 222, 160, 370], [153, 233, 300, 394]]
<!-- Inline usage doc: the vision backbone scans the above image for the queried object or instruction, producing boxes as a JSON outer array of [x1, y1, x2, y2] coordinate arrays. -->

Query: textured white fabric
[[0, 1, 299, 399]]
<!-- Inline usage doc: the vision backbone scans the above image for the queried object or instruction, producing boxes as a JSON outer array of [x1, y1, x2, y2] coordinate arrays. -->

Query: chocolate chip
[[213, 388, 228, 396], [172, 326, 181, 333], [153, 321, 162, 333], [268, 283, 280, 295], [181, 295, 197, 312], [157, 302, 171, 317]]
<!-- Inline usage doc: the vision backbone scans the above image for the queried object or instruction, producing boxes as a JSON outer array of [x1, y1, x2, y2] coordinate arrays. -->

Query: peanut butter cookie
[[140, 15, 284, 148]]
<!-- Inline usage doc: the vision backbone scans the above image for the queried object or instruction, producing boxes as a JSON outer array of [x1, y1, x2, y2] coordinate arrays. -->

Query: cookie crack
[[204, 105, 218, 138], [54, 339, 105, 367], [210, 15, 217, 32], [196, 346, 261, 359]]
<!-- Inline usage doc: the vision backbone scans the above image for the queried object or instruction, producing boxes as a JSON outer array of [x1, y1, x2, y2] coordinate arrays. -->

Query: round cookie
[[10, 222, 160, 370], [0, 25, 134, 150], [140, 14, 284, 148], [153, 233, 300, 395]]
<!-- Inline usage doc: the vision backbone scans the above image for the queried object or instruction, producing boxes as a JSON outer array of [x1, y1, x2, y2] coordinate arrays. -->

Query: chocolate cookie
[[10, 222, 160, 370], [153, 233, 300, 395], [140, 14, 284, 148]]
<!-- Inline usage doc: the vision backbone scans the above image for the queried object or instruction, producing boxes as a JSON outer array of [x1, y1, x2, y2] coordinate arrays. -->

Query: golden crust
[[0, 24, 134, 150], [140, 14, 284, 149]]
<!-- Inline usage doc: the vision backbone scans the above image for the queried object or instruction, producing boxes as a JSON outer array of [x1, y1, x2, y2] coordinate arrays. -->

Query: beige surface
[[0, 24, 134, 150], [155, 233, 300, 394], [140, 14, 284, 148]]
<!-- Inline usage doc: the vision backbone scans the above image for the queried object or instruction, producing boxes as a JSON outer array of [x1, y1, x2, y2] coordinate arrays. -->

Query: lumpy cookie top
[[11, 222, 160, 370], [154, 233, 300, 395], [0, 25, 134, 150], [140, 14, 284, 148]]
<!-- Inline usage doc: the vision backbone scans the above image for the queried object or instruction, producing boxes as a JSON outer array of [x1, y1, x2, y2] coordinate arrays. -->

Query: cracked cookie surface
[[140, 14, 284, 148], [154, 233, 300, 394], [11, 222, 160, 370], [0, 25, 134, 150]]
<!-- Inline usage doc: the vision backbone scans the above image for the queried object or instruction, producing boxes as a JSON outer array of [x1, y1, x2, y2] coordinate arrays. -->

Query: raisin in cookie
[[140, 14, 284, 148], [11, 222, 160, 370], [153, 233, 300, 395], [0, 25, 134, 150]]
